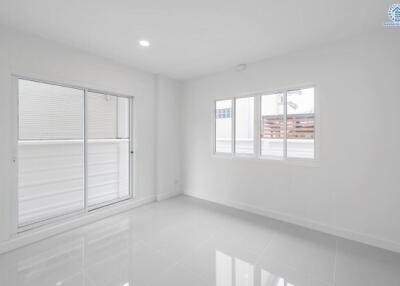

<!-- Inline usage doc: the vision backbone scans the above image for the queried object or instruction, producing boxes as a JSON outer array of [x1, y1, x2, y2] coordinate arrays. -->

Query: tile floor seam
[[254, 230, 278, 265], [172, 230, 222, 278], [85, 271, 96, 286], [332, 238, 338, 286]]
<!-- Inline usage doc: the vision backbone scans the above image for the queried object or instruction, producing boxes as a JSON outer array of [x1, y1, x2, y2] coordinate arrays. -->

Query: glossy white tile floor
[[1, 196, 400, 286]]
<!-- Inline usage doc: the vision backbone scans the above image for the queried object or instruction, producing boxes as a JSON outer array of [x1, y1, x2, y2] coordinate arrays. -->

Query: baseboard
[[0, 195, 156, 254], [156, 190, 182, 201], [184, 191, 400, 254]]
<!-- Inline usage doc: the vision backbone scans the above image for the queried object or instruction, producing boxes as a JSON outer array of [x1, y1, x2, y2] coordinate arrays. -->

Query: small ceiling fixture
[[139, 40, 151, 47], [235, 64, 247, 71]]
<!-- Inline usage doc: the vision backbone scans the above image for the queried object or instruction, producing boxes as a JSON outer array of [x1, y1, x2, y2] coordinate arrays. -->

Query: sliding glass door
[[87, 92, 131, 208], [17, 78, 133, 228]]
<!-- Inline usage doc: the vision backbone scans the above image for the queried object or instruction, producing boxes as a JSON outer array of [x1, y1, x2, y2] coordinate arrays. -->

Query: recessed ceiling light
[[139, 40, 150, 47]]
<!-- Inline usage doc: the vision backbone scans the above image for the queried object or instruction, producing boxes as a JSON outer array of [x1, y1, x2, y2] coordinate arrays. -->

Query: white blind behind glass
[[87, 92, 130, 207], [19, 80, 84, 140], [18, 80, 85, 226]]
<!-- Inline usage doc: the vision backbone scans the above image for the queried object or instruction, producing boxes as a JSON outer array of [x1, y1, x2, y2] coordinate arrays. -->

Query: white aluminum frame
[[259, 90, 286, 160], [85, 90, 134, 211], [213, 95, 257, 158], [213, 98, 234, 155], [234, 95, 256, 157], [212, 84, 319, 164], [12, 75, 135, 232]]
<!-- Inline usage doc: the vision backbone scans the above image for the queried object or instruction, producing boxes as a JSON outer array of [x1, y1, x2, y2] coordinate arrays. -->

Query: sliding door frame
[[85, 89, 135, 211], [12, 75, 135, 233]]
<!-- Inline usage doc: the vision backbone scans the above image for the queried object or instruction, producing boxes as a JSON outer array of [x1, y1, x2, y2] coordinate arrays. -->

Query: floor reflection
[[216, 250, 299, 286], [1, 217, 134, 286], [1, 196, 399, 286], [262, 270, 294, 286]]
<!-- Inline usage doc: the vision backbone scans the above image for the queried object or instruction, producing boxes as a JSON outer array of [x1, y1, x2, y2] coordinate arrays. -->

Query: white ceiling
[[0, 0, 391, 79]]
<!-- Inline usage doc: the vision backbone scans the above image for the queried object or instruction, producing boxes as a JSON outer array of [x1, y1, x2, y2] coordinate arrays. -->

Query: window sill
[[212, 153, 319, 167], [212, 153, 257, 160]]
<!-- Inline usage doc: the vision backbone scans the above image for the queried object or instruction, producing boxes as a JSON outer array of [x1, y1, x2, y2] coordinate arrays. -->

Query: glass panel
[[87, 93, 117, 139], [87, 92, 130, 207], [18, 79, 84, 226], [235, 97, 254, 154], [215, 100, 232, 153], [19, 80, 83, 140], [261, 93, 284, 158], [287, 87, 315, 159]]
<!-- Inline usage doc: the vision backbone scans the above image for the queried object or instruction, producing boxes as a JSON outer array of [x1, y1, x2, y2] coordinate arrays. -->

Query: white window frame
[[234, 95, 256, 157], [213, 95, 257, 158], [213, 98, 234, 155], [212, 85, 319, 164], [12, 75, 135, 232]]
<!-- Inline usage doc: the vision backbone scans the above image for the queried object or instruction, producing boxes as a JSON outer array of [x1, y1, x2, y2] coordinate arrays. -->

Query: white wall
[[181, 30, 400, 252], [0, 26, 179, 246], [155, 75, 182, 200]]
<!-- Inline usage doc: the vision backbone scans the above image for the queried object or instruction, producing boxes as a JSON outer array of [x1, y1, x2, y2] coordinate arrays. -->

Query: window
[[235, 97, 254, 154], [215, 99, 233, 153], [213, 86, 316, 160], [261, 93, 284, 158], [17, 78, 133, 228], [286, 87, 315, 159], [261, 87, 315, 159]]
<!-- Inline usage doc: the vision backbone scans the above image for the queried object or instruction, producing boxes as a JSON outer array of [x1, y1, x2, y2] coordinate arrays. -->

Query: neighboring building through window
[[215, 100, 233, 153], [261, 93, 284, 158], [215, 108, 232, 119], [286, 87, 315, 159]]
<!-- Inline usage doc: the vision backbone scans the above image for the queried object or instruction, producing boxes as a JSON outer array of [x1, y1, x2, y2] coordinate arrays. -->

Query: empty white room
[[0, 1, 400, 285]]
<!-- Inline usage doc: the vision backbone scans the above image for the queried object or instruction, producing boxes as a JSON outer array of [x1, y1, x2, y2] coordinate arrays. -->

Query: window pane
[[19, 80, 84, 140], [87, 93, 117, 139], [87, 92, 130, 207], [261, 93, 284, 158], [215, 100, 232, 153], [287, 87, 315, 159], [18, 79, 84, 226], [235, 97, 254, 154]]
